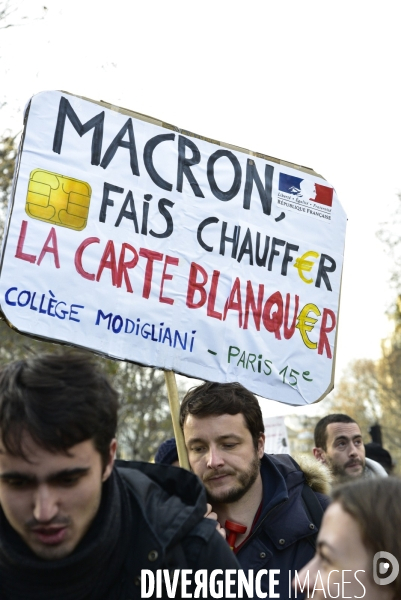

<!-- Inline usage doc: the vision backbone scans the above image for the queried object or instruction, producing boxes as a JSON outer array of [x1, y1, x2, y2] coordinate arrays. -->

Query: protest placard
[[263, 416, 290, 454], [0, 91, 346, 405]]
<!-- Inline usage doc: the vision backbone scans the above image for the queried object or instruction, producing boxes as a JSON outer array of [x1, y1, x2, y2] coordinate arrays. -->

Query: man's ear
[[102, 438, 117, 482], [257, 433, 265, 459], [313, 447, 326, 463]]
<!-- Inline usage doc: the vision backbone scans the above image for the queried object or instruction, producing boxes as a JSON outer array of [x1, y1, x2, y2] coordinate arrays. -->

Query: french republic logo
[[278, 173, 303, 196], [277, 172, 333, 222]]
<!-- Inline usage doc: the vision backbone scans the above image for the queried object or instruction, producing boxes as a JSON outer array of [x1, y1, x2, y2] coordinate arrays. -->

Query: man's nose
[[33, 485, 58, 523], [349, 443, 358, 456], [206, 447, 224, 469]]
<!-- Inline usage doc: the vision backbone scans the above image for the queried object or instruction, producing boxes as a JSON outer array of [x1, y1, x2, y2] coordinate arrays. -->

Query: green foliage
[[109, 360, 174, 461], [0, 318, 57, 362], [0, 133, 17, 236], [327, 358, 381, 442], [377, 297, 401, 462]]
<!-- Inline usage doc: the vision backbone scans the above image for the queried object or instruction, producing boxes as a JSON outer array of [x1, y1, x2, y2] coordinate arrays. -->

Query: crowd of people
[[0, 351, 399, 598]]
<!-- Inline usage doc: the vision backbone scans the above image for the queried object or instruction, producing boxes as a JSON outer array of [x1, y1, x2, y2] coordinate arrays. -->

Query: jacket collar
[[115, 460, 208, 550], [255, 454, 317, 550], [260, 454, 291, 515]]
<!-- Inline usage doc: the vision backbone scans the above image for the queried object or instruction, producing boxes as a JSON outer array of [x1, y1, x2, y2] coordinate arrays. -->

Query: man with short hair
[[180, 381, 330, 599], [313, 413, 388, 483], [0, 353, 239, 599]]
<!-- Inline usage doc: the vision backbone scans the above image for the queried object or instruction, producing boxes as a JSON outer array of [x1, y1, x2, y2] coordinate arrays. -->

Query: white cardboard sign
[[263, 417, 290, 455], [0, 91, 347, 405]]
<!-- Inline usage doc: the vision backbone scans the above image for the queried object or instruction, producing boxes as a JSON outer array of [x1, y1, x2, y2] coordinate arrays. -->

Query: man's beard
[[204, 454, 260, 504], [326, 455, 365, 483]]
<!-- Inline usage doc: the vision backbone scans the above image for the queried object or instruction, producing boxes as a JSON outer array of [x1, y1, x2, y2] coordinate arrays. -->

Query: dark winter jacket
[[0, 460, 240, 600], [116, 460, 241, 598], [235, 454, 330, 600]]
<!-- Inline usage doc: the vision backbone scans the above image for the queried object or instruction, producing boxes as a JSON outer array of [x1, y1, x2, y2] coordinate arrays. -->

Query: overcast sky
[[1, 0, 400, 418]]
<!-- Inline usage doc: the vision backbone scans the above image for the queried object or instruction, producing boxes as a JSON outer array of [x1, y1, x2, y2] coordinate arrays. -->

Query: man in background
[[154, 437, 179, 467], [313, 413, 387, 483]]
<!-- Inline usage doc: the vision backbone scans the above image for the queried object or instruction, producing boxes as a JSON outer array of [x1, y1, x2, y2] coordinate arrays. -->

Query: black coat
[[116, 460, 240, 599], [0, 460, 239, 600]]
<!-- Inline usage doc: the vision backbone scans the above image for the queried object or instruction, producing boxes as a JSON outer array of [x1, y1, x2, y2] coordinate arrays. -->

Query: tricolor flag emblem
[[278, 173, 303, 196], [310, 183, 334, 207]]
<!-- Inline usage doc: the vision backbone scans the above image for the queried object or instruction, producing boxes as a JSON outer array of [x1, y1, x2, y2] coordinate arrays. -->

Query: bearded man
[[180, 381, 329, 600], [313, 413, 388, 483]]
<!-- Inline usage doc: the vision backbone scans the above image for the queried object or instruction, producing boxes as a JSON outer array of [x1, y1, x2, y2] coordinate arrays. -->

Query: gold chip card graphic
[[25, 169, 91, 231]]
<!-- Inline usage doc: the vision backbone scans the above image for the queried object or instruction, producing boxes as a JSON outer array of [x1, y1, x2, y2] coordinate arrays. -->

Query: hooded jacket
[[116, 460, 240, 598], [364, 456, 388, 479], [234, 454, 330, 600], [0, 460, 239, 600]]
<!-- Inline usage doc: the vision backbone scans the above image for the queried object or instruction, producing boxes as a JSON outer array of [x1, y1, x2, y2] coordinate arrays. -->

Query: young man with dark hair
[[180, 381, 330, 599], [313, 413, 387, 482], [0, 353, 239, 599]]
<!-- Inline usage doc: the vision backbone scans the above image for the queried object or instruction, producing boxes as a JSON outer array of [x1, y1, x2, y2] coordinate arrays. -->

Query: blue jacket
[[235, 454, 330, 599]]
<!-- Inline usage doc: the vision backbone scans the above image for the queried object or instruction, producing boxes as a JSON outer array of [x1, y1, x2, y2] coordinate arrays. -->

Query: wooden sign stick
[[164, 370, 190, 470]]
